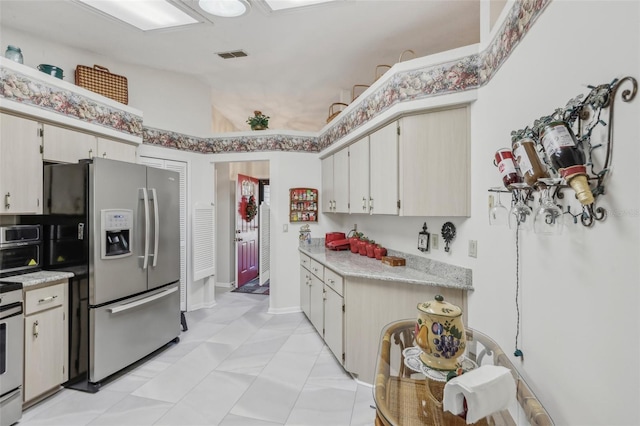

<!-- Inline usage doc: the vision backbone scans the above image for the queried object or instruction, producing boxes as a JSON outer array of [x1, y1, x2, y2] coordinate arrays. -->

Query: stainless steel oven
[[0, 225, 42, 278], [0, 282, 24, 426]]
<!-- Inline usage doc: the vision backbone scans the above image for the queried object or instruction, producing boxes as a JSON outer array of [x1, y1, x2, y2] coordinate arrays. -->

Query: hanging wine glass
[[489, 188, 509, 226], [509, 183, 532, 231], [534, 178, 564, 235]]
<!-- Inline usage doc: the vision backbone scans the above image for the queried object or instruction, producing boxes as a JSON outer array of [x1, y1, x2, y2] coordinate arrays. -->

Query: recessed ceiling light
[[76, 0, 199, 31], [264, 0, 338, 11], [199, 0, 250, 17]]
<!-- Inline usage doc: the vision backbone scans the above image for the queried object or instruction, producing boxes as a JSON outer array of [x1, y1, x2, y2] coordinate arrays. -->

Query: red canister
[[494, 148, 521, 188]]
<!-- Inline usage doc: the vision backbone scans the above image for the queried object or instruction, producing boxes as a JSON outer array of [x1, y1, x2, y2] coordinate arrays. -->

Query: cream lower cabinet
[[42, 124, 137, 164], [23, 280, 68, 406], [300, 254, 345, 364], [0, 113, 43, 214], [323, 269, 344, 365]]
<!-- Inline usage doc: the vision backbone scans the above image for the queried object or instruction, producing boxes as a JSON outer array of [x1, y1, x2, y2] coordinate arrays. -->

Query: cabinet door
[[399, 107, 470, 216], [348, 137, 370, 214], [321, 156, 334, 213], [309, 274, 324, 335], [324, 284, 344, 364], [300, 266, 311, 318], [42, 123, 97, 163], [0, 114, 42, 214], [97, 137, 137, 163], [370, 121, 399, 215], [333, 149, 350, 213], [24, 307, 64, 403]]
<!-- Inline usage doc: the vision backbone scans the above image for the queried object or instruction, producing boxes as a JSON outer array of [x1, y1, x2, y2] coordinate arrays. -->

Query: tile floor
[[18, 288, 377, 425]]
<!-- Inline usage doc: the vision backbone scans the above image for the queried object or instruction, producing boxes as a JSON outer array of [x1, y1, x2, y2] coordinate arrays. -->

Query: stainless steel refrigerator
[[44, 157, 180, 391]]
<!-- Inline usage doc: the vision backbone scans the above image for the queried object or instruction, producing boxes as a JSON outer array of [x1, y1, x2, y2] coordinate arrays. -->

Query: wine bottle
[[494, 148, 522, 188], [540, 121, 594, 205], [511, 137, 549, 187]]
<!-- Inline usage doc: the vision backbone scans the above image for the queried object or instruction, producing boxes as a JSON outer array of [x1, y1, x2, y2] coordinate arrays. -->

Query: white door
[[348, 137, 369, 214], [369, 121, 399, 215]]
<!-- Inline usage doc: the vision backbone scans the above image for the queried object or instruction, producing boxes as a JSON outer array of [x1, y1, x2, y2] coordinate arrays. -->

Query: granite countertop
[[0, 270, 75, 288], [299, 245, 473, 291]]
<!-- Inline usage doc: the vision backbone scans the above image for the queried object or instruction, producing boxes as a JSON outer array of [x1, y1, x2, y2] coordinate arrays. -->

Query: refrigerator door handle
[[150, 188, 159, 267], [107, 286, 178, 314], [139, 188, 150, 270]]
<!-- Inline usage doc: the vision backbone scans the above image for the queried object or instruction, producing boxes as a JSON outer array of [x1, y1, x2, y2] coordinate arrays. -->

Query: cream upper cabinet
[[42, 124, 97, 163], [321, 148, 349, 213], [0, 113, 43, 214], [399, 107, 470, 217], [321, 156, 334, 213], [369, 122, 399, 215], [332, 149, 349, 213], [96, 137, 137, 163], [42, 124, 137, 164], [348, 137, 369, 214]]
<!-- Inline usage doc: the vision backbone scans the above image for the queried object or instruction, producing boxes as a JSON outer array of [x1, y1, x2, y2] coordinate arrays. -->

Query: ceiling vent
[[216, 50, 248, 59]]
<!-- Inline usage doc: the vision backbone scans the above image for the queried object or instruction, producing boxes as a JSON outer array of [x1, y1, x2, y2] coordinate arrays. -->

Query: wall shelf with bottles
[[290, 188, 318, 222], [491, 76, 637, 229]]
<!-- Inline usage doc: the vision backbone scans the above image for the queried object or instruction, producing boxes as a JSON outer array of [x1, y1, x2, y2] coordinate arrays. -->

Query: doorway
[[214, 161, 270, 291]]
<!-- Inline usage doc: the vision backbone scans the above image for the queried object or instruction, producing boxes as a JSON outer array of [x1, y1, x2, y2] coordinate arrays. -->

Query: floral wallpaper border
[[143, 127, 318, 154], [0, 0, 549, 154], [0, 67, 143, 136]]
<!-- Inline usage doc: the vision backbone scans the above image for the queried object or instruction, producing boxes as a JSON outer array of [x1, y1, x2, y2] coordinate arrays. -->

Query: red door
[[236, 174, 259, 287]]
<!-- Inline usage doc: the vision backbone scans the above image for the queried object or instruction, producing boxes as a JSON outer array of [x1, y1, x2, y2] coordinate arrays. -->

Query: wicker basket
[[75, 64, 128, 104], [326, 102, 348, 123]]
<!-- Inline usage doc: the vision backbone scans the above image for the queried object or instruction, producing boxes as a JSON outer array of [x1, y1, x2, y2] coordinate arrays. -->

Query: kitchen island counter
[[299, 245, 472, 291]]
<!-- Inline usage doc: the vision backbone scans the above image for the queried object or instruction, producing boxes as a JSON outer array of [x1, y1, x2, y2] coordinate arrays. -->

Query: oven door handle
[[107, 286, 177, 314], [0, 301, 23, 320]]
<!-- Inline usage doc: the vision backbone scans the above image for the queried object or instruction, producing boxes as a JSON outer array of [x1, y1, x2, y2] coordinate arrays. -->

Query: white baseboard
[[188, 300, 217, 311], [215, 281, 235, 288], [267, 306, 303, 315]]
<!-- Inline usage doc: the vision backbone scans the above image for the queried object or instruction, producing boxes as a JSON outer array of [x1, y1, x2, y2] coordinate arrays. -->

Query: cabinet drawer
[[300, 253, 310, 269], [309, 259, 324, 281], [324, 268, 344, 296], [25, 282, 65, 315]]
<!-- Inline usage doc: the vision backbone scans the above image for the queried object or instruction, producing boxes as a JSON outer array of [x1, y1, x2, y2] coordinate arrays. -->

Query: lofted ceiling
[[0, 0, 480, 132]]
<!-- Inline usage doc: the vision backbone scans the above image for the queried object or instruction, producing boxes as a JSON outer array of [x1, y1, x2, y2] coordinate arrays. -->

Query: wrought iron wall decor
[[492, 76, 637, 228]]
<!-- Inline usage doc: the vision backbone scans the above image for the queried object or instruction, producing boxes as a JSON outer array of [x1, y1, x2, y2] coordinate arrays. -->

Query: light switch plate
[[468, 240, 477, 258], [283, 224, 288, 232], [431, 234, 439, 250]]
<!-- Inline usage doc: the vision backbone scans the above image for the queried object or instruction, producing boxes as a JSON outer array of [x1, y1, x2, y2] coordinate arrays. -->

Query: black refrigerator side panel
[[44, 162, 91, 386]]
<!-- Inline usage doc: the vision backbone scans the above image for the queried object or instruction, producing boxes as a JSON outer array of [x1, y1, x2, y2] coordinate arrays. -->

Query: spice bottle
[[494, 148, 522, 188], [540, 121, 594, 205], [511, 137, 549, 187]]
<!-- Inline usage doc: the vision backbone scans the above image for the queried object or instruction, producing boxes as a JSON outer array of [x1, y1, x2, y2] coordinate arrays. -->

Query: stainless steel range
[[0, 281, 24, 426]]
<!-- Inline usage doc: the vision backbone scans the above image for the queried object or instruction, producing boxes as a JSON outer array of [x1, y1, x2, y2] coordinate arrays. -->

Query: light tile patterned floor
[[18, 288, 377, 425]]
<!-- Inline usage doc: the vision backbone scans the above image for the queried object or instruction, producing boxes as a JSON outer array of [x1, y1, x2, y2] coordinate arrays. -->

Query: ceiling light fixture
[[198, 0, 250, 17], [76, 0, 199, 31], [263, 0, 338, 12]]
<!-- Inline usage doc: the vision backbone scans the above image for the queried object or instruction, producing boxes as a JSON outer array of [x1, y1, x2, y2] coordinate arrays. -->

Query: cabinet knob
[[362, 197, 366, 211], [102, 152, 107, 158], [33, 320, 39, 338], [369, 197, 374, 212]]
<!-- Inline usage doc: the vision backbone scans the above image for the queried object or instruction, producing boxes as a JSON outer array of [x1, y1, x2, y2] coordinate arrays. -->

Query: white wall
[[329, 2, 640, 424], [0, 27, 213, 137]]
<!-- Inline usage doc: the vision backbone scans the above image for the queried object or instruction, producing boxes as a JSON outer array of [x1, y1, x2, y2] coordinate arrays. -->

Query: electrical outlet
[[431, 234, 439, 250], [353, 223, 357, 231], [488, 194, 494, 210], [283, 224, 288, 232], [468, 240, 477, 258]]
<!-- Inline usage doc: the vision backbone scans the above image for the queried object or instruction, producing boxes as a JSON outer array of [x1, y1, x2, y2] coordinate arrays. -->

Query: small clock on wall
[[417, 222, 430, 252], [441, 222, 456, 253]]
